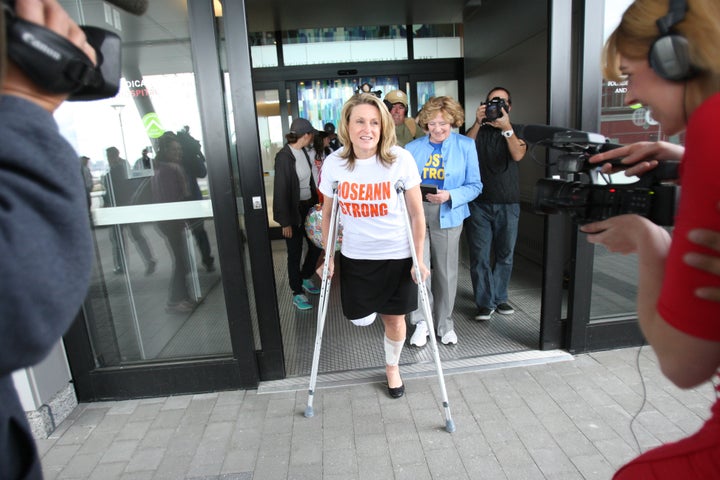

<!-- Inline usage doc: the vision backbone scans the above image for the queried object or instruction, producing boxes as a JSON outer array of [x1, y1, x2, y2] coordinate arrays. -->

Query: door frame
[[543, 0, 644, 353]]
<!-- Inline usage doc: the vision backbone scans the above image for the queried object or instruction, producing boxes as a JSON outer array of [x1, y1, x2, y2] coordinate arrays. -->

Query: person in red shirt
[[581, 0, 720, 477]]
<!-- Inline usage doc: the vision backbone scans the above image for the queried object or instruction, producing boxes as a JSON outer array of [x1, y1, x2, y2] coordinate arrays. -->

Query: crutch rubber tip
[[445, 419, 456, 433], [304, 406, 314, 418]]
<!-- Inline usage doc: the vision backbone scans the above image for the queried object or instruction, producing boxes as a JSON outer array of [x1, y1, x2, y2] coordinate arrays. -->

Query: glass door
[[255, 87, 291, 230], [63, 0, 259, 399]]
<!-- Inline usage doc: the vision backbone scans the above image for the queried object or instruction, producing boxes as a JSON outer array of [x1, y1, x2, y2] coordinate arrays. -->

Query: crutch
[[305, 182, 340, 418], [396, 181, 456, 433]]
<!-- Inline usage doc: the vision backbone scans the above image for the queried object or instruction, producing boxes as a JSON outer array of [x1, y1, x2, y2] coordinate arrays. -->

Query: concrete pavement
[[36, 346, 716, 479]]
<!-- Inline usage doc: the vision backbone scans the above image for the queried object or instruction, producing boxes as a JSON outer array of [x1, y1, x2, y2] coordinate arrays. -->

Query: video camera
[[482, 97, 508, 123], [528, 126, 680, 226], [2, 0, 126, 100], [356, 82, 382, 98]]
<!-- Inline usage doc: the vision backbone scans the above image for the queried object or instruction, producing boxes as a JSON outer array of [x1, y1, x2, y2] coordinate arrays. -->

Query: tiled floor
[[38, 346, 717, 479]]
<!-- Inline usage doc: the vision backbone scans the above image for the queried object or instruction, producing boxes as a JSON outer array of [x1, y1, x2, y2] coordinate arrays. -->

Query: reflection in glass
[[256, 89, 290, 228], [412, 24, 463, 60], [58, 0, 231, 366], [297, 77, 400, 130], [417, 80, 459, 109], [281, 25, 408, 66], [592, 1, 680, 320]]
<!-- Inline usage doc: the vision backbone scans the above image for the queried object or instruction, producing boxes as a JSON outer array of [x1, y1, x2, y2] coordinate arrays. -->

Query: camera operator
[[465, 87, 527, 321], [0, 0, 96, 478], [580, 0, 720, 477]]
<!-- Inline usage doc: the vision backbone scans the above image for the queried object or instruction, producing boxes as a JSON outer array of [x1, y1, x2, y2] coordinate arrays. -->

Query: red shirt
[[658, 92, 720, 341]]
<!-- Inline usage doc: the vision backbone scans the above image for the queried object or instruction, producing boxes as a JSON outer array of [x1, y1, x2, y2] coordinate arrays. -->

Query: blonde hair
[[603, 0, 720, 113], [415, 96, 465, 130], [337, 93, 397, 169]]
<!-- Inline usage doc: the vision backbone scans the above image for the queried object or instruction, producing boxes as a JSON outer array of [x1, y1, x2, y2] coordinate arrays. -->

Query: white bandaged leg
[[351, 313, 376, 326], [384, 335, 405, 366]]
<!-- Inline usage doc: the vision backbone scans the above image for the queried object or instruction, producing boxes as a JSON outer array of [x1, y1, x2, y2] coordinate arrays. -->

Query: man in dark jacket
[[177, 126, 215, 272], [0, 1, 96, 478]]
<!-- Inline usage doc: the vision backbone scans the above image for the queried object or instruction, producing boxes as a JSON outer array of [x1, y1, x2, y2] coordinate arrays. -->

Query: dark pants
[[0, 379, 43, 480], [285, 222, 321, 296], [110, 223, 155, 270], [157, 220, 192, 304], [466, 202, 520, 310], [189, 220, 213, 267]]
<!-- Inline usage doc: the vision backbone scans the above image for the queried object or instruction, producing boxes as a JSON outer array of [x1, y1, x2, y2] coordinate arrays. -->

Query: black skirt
[[339, 254, 417, 319]]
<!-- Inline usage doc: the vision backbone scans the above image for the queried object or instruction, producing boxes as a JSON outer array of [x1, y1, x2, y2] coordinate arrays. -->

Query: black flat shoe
[[387, 382, 405, 399]]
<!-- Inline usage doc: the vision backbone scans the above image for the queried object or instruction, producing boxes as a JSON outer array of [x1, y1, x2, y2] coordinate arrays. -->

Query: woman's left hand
[[685, 225, 720, 302], [425, 189, 450, 204]]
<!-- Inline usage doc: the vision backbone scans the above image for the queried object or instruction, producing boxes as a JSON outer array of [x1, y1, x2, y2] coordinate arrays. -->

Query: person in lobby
[[273, 117, 322, 311], [102, 146, 157, 275], [176, 125, 215, 273], [317, 93, 428, 398], [404, 96, 482, 346], [465, 86, 527, 321], [580, 0, 720, 477], [0, 0, 96, 477], [383, 89, 423, 147], [80, 155, 94, 208], [152, 132, 196, 314], [323, 121, 342, 152]]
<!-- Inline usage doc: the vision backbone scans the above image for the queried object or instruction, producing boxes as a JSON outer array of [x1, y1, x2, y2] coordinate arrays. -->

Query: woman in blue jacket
[[405, 96, 482, 346]]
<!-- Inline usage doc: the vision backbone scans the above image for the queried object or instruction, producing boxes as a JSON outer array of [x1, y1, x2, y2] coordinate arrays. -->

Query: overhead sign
[[142, 112, 164, 138]]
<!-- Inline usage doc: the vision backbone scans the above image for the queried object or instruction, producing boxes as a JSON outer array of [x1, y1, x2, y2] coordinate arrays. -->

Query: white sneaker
[[410, 321, 429, 347], [441, 330, 458, 345]]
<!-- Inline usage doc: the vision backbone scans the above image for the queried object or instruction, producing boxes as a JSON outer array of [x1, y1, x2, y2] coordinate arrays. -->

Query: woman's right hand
[[684, 204, 720, 302], [281, 226, 292, 238], [316, 259, 334, 279], [411, 261, 430, 284], [588, 141, 684, 178]]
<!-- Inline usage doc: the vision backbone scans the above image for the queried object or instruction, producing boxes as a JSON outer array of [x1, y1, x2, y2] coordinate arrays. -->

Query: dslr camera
[[532, 129, 680, 226], [482, 97, 508, 123]]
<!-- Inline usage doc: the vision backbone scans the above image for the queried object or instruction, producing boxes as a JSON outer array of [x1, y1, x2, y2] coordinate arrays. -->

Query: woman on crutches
[[317, 93, 428, 399]]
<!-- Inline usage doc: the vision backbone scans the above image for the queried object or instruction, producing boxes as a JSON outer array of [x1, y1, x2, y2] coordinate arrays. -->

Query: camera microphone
[[520, 124, 583, 145], [104, 0, 148, 15]]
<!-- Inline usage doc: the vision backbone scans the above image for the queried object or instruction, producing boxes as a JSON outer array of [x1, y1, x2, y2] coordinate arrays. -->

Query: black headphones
[[649, 0, 695, 81], [2, 0, 121, 100]]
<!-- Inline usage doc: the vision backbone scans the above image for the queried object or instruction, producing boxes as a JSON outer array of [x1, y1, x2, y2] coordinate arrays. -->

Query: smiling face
[[348, 103, 381, 158], [620, 55, 687, 135], [389, 103, 407, 126], [427, 111, 452, 144]]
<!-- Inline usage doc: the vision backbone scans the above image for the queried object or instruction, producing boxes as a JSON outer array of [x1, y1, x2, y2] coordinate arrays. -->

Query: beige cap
[[384, 90, 408, 107]]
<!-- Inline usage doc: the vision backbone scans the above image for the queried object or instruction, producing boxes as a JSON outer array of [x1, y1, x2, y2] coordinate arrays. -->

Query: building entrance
[[255, 74, 545, 382]]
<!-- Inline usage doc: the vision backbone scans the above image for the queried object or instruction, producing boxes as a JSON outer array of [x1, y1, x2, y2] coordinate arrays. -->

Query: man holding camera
[[465, 87, 527, 321]]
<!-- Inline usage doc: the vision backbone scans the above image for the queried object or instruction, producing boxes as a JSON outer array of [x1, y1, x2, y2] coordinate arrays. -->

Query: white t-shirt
[[291, 146, 313, 201], [319, 145, 421, 260]]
